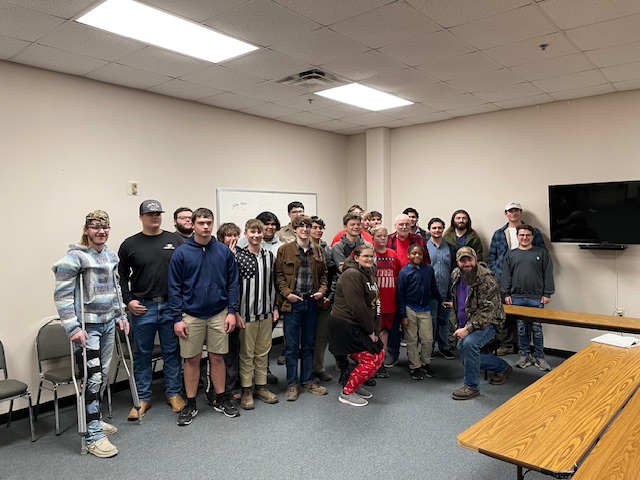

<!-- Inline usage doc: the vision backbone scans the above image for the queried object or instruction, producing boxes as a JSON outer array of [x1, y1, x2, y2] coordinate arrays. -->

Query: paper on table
[[591, 333, 640, 348]]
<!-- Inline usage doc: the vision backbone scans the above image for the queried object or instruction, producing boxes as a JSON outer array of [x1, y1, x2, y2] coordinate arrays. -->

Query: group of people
[[52, 198, 555, 457]]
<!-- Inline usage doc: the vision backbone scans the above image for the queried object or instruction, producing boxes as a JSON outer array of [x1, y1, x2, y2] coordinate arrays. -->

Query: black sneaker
[[421, 364, 436, 378], [410, 368, 424, 380], [440, 350, 455, 360], [177, 405, 198, 426], [338, 371, 349, 387], [266, 369, 278, 385], [373, 365, 390, 378], [364, 378, 376, 387], [213, 395, 240, 418]]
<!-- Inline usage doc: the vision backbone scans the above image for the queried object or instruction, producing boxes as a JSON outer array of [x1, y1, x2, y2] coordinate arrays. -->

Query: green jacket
[[443, 229, 484, 262]]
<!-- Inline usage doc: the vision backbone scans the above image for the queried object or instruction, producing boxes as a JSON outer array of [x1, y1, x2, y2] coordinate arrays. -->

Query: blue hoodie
[[169, 236, 239, 322]]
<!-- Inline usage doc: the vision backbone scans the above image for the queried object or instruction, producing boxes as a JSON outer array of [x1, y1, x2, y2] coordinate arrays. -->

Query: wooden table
[[457, 342, 640, 479], [503, 305, 640, 334]]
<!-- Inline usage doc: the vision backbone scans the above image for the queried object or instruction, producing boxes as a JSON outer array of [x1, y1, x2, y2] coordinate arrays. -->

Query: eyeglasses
[[296, 225, 311, 230], [176, 216, 192, 221], [88, 225, 110, 231]]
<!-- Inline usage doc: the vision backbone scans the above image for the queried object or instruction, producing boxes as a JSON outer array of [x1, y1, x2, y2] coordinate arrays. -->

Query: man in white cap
[[487, 202, 545, 356]]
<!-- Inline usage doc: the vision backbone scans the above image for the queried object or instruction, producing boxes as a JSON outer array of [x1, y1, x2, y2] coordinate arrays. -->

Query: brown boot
[[128, 400, 151, 421], [240, 387, 254, 410], [254, 385, 279, 404]]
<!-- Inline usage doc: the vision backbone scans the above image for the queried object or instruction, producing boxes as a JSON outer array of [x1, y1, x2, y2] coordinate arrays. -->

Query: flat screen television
[[549, 180, 640, 246]]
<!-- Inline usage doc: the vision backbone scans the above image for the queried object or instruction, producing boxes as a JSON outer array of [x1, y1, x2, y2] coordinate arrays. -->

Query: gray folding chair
[[0, 339, 36, 441]]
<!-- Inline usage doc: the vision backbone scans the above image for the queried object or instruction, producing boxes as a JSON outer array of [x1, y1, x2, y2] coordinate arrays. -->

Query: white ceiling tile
[[38, 21, 145, 61], [482, 32, 578, 66], [532, 69, 608, 93], [475, 82, 544, 102], [549, 83, 615, 100], [602, 61, 640, 82], [383, 103, 439, 119], [539, 0, 640, 30], [321, 51, 406, 81], [231, 81, 304, 101], [419, 52, 502, 81], [309, 103, 367, 118], [223, 49, 313, 80], [361, 68, 439, 92], [368, 119, 412, 129], [331, 2, 440, 49], [448, 68, 524, 92], [397, 82, 463, 102], [271, 28, 369, 65], [4, 0, 97, 19], [0, 35, 29, 59], [240, 103, 301, 118], [147, 79, 223, 100], [423, 93, 487, 110], [379, 30, 474, 66], [198, 91, 265, 109], [447, 104, 501, 116], [180, 65, 262, 90], [272, 0, 394, 26], [275, 94, 339, 110], [586, 41, 640, 68], [312, 119, 361, 131], [117, 46, 211, 78], [11, 43, 108, 75], [85, 63, 171, 89], [566, 14, 640, 51], [450, 5, 557, 50], [614, 78, 640, 91], [144, 0, 249, 23], [402, 112, 454, 124], [278, 111, 333, 125], [341, 112, 398, 125], [511, 53, 594, 81], [0, 2, 64, 42], [205, 1, 319, 47], [407, 0, 529, 28], [494, 93, 555, 109]]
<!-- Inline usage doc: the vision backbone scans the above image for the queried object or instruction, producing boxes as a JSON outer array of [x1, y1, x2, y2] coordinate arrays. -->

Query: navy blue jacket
[[169, 237, 239, 322], [396, 263, 443, 318]]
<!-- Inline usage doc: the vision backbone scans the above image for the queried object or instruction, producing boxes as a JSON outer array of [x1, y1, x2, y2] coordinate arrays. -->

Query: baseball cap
[[85, 210, 110, 227], [140, 199, 164, 215], [504, 201, 522, 211], [456, 246, 477, 261]]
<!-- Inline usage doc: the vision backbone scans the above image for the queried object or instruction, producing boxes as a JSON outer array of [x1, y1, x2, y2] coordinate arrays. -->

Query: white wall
[[0, 61, 348, 412], [382, 91, 640, 351]]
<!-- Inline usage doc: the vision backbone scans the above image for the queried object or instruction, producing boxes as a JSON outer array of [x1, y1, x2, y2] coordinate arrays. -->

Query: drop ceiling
[[2, 0, 640, 135]]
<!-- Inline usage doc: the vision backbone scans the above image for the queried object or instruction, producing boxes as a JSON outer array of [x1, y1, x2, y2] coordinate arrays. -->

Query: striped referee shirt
[[235, 246, 276, 322]]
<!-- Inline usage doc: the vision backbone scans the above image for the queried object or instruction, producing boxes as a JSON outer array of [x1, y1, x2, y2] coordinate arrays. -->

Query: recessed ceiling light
[[315, 83, 413, 111], [76, 0, 258, 63]]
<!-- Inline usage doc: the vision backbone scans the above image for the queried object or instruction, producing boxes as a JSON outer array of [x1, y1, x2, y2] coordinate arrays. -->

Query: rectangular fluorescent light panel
[[315, 83, 413, 111], [76, 0, 258, 63]]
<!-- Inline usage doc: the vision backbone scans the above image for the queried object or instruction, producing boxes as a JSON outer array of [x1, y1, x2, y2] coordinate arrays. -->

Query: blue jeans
[[512, 296, 545, 358], [283, 298, 318, 386], [430, 299, 451, 352], [458, 324, 509, 390], [131, 299, 182, 401], [74, 321, 115, 443], [386, 313, 402, 360]]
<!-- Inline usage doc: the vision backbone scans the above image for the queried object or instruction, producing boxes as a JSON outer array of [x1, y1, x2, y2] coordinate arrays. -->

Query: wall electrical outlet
[[614, 308, 625, 317], [127, 181, 139, 196]]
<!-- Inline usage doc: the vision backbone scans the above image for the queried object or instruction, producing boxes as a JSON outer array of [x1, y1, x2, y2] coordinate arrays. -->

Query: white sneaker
[[338, 391, 368, 407], [87, 437, 118, 458], [100, 420, 117, 435], [515, 353, 533, 369]]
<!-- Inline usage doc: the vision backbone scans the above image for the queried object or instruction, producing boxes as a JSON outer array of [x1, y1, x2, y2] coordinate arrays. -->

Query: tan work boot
[[166, 394, 186, 412], [285, 383, 299, 401], [87, 437, 118, 458], [127, 400, 151, 421], [240, 387, 254, 410], [254, 385, 279, 404]]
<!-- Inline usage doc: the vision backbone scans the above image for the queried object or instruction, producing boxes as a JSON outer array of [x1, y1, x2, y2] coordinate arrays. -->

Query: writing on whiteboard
[[232, 202, 247, 210]]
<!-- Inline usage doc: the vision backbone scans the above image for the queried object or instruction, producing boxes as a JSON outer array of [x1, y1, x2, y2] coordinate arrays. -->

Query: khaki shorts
[[179, 309, 229, 358]]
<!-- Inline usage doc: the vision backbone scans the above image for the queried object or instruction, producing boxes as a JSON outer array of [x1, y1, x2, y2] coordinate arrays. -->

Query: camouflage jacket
[[450, 262, 505, 332]]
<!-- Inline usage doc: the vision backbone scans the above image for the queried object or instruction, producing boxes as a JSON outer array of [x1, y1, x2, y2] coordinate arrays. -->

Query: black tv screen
[[549, 180, 640, 245]]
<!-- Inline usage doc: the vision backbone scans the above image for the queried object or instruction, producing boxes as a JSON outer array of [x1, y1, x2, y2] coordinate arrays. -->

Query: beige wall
[[0, 61, 348, 412], [382, 90, 640, 351]]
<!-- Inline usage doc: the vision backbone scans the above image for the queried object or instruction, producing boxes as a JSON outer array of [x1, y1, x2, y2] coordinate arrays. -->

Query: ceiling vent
[[278, 69, 345, 92]]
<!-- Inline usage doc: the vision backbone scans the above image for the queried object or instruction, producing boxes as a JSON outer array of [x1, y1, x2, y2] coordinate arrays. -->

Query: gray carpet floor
[[1, 346, 564, 480]]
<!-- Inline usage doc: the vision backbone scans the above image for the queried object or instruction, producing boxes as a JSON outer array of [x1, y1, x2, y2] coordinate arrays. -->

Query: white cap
[[504, 201, 522, 211]]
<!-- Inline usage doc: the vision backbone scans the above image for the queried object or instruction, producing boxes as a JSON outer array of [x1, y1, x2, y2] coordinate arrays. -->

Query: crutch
[[70, 273, 88, 454], [113, 271, 142, 423]]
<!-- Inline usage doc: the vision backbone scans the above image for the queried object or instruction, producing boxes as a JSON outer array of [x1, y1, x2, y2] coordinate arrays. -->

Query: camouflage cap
[[85, 210, 110, 227], [456, 246, 477, 261]]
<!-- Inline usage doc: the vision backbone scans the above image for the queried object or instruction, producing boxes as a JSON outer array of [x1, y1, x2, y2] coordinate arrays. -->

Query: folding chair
[[0, 339, 36, 441]]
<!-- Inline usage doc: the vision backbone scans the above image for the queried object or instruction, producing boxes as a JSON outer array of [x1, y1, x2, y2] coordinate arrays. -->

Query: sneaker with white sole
[[213, 395, 240, 418], [383, 357, 399, 368], [535, 356, 552, 371], [177, 404, 198, 426], [99, 420, 117, 435], [86, 437, 118, 458], [515, 353, 534, 368], [338, 391, 368, 407], [355, 386, 372, 399]]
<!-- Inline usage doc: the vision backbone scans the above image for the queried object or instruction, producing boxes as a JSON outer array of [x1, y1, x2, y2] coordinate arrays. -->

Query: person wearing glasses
[[274, 215, 328, 401], [330, 245, 384, 407], [117, 199, 185, 421], [173, 207, 193, 239], [501, 224, 555, 371], [52, 210, 129, 457]]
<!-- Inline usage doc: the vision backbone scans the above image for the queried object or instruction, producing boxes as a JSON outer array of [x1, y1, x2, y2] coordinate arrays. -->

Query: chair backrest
[[0, 339, 7, 379], [36, 318, 71, 364]]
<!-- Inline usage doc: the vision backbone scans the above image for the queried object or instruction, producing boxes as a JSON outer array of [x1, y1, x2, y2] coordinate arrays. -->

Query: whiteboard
[[216, 189, 317, 229]]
